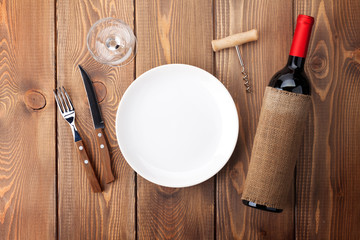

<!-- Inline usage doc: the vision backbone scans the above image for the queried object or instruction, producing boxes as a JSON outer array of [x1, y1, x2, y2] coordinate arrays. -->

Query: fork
[[54, 87, 101, 192]]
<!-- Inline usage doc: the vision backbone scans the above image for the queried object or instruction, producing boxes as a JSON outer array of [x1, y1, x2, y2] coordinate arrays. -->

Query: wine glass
[[87, 18, 137, 67]]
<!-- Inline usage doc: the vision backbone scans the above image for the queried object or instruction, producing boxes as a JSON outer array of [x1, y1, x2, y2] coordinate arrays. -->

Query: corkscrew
[[212, 29, 259, 93]]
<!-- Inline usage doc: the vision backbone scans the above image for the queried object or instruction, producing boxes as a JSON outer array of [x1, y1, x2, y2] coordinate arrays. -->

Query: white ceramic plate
[[116, 64, 239, 187]]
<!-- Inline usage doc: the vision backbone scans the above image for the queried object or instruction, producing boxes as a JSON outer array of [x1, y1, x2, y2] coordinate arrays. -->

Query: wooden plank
[[0, 0, 56, 239], [295, 0, 360, 239], [57, 0, 135, 239], [215, 0, 296, 238], [135, 0, 215, 239]]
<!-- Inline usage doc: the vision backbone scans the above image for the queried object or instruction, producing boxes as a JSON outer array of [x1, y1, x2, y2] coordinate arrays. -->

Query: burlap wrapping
[[242, 86, 311, 209]]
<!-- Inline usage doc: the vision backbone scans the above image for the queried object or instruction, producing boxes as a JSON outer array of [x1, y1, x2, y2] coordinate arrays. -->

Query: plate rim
[[115, 63, 239, 187]]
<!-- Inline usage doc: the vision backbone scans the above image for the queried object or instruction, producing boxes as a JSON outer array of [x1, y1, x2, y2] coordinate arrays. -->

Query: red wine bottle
[[242, 14, 314, 212], [268, 15, 314, 95]]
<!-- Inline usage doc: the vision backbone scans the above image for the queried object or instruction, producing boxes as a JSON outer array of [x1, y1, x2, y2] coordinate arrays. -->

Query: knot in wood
[[93, 81, 107, 103], [309, 55, 327, 73], [352, 49, 360, 65], [24, 90, 46, 110], [308, 40, 329, 80], [260, 230, 267, 237]]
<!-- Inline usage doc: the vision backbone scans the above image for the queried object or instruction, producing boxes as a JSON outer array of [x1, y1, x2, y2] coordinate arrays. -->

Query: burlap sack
[[242, 86, 311, 209]]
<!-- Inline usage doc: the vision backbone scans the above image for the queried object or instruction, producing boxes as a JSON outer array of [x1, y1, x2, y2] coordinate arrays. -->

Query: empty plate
[[116, 64, 239, 187]]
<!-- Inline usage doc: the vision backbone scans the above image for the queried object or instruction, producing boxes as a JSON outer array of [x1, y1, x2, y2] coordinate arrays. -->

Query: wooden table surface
[[1, 0, 360, 239]]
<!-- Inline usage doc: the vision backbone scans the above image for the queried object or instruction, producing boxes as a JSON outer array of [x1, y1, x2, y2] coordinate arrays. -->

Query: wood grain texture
[[135, 0, 215, 239], [57, 0, 135, 239], [0, 0, 359, 238], [0, 0, 56, 239], [295, 0, 360, 239], [215, 0, 295, 239]]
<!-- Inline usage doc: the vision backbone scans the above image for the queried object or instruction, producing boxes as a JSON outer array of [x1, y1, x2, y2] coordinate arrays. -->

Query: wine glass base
[[87, 18, 137, 67]]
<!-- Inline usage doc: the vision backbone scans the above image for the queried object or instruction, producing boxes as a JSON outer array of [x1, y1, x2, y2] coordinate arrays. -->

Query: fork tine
[[56, 88, 67, 112], [62, 87, 74, 110], [59, 87, 69, 112], [53, 89, 64, 113]]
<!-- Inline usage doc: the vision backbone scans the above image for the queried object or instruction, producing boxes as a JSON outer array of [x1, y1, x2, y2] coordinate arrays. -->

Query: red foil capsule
[[289, 14, 314, 58]]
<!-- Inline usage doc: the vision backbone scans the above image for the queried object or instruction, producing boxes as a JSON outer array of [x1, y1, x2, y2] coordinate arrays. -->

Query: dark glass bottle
[[242, 199, 283, 213], [268, 55, 310, 95], [242, 14, 314, 213]]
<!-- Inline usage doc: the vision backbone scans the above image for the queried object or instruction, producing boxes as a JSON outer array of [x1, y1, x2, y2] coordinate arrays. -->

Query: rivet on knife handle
[[79, 65, 115, 184], [95, 128, 115, 183]]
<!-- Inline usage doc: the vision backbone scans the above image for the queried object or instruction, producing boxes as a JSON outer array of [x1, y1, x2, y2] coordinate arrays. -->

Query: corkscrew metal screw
[[211, 29, 258, 93], [235, 45, 251, 93]]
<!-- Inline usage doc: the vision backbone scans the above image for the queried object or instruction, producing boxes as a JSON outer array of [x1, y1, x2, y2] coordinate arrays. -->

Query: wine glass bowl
[[87, 18, 137, 67]]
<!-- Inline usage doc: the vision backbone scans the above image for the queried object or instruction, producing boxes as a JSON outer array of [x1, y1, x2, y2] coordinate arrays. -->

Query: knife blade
[[79, 65, 115, 183], [79, 65, 105, 129]]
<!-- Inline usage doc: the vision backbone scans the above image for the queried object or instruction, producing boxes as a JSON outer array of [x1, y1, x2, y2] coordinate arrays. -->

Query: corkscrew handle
[[212, 29, 258, 93], [211, 29, 258, 51]]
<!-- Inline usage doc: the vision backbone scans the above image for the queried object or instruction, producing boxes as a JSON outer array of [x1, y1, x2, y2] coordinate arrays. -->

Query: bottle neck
[[289, 15, 314, 58], [287, 55, 305, 70]]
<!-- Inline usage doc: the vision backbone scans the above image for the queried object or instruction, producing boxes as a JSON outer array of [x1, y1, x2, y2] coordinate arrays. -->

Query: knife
[[79, 65, 115, 184]]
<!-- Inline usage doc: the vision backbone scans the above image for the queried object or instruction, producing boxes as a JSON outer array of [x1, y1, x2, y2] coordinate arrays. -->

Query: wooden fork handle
[[94, 128, 115, 183], [75, 140, 102, 192]]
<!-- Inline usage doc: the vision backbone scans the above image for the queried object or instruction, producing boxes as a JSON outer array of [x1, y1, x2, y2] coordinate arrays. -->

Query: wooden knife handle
[[95, 128, 115, 183], [211, 29, 258, 51], [75, 140, 102, 192]]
